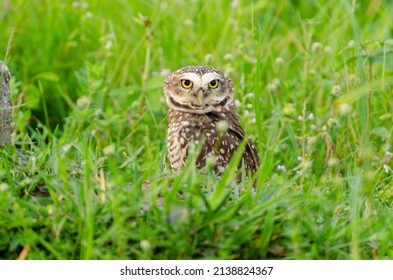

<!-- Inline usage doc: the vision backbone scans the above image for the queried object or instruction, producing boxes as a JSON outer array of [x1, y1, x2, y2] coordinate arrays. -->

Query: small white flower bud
[[103, 145, 115, 156], [204, 54, 213, 63], [338, 103, 352, 115], [105, 40, 113, 50], [160, 69, 171, 77], [331, 85, 342, 96], [312, 42, 323, 53], [324, 46, 333, 53], [0, 183, 9, 192], [234, 99, 241, 107], [140, 240, 151, 252], [216, 121, 229, 135], [224, 53, 234, 61], [275, 57, 284, 66], [277, 165, 286, 171], [266, 83, 277, 92]]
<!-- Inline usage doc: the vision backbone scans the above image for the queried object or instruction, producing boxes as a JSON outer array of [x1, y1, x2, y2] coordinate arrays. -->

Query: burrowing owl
[[163, 66, 259, 174]]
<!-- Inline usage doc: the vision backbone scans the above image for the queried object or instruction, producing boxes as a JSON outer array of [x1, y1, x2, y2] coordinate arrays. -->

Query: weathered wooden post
[[0, 61, 12, 147]]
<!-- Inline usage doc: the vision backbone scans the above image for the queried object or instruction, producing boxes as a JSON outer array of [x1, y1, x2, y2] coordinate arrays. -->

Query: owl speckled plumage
[[163, 66, 259, 174]]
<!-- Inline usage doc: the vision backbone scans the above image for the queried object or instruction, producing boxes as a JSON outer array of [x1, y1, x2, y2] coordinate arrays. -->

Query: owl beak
[[197, 90, 204, 105]]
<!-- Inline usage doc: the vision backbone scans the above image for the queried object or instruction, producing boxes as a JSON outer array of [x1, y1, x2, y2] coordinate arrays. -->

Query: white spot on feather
[[217, 165, 225, 173]]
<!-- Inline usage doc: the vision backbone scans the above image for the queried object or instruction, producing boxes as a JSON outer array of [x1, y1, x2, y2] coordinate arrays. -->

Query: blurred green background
[[2, 0, 392, 129], [1, 0, 393, 260]]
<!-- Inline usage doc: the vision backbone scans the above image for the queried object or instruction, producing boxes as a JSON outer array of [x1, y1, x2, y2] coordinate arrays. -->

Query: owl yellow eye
[[181, 79, 193, 89], [208, 79, 219, 89]]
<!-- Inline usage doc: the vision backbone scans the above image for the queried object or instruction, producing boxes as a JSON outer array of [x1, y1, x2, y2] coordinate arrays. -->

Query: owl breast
[[167, 107, 259, 174], [167, 109, 202, 170]]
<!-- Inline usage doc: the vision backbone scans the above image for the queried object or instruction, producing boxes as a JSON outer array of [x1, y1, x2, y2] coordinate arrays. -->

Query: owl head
[[163, 66, 234, 114]]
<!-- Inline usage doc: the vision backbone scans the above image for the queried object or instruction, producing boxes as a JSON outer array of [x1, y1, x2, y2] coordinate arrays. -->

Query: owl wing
[[207, 106, 260, 172]]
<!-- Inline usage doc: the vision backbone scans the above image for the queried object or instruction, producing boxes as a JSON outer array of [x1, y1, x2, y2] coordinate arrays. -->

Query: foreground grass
[[1, 0, 393, 259]]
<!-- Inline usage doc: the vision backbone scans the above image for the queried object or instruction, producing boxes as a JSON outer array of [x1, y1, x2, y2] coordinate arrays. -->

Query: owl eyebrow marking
[[180, 73, 201, 84], [202, 73, 221, 84]]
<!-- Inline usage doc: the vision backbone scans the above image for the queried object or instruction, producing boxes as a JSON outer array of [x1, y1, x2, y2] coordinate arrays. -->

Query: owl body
[[164, 66, 259, 174]]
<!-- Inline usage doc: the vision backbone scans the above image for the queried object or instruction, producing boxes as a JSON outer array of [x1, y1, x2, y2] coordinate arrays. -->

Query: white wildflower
[[224, 53, 234, 61], [105, 40, 113, 50], [272, 78, 280, 85], [275, 57, 284, 66], [266, 83, 277, 92], [281, 103, 295, 117], [324, 46, 333, 53], [230, 0, 238, 8], [338, 103, 352, 115], [76, 96, 90, 107], [103, 145, 115, 156], [348, 40, 356, 48], [140, 240, 151, 251], [327, 118, 338, 127], [62, 144, 72, 154], [328, 158, 338, 167], [160, 69, 171, 77], [184, 19, 193, 26], [331, 85, 342, 96], [249, 57, 257, 64], [349, 74, 358, 84], [312, 42, 323, 53], [204, 53, 213, 63], [160, 2, 168, 9], [307, 136, 317, 145], [0, 183, 9, 192], [216, 121, 229, 134], [277, 165, 286, 171], [225, 67, 234, 75]]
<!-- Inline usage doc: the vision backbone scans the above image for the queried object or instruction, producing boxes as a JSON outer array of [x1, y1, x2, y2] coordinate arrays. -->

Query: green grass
[[1, 0, 393, 260]]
